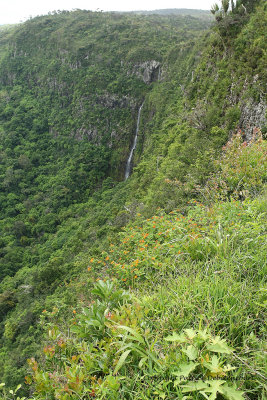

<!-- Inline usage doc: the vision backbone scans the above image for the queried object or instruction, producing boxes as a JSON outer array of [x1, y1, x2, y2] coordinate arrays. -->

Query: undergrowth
[[1, 134, 265, 399]]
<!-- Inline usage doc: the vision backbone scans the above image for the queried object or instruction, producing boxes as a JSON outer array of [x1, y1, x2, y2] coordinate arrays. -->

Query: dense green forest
[[125, 9, 212, 19], [0, 1, 266, 399]]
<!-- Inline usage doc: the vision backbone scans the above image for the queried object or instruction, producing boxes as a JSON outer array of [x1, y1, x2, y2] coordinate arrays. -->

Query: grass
[[1, 140, 266, 399], [14, 191, 265, 400]]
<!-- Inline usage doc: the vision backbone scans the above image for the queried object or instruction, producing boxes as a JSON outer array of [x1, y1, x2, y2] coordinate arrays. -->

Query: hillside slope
[[25, 136, 267, 399], [0, 9, 211, 388], [0, 10, 210, 281], [0, 1, 266, 397]]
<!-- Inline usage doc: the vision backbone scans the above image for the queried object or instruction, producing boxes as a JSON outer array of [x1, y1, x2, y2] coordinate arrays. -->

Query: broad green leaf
[[181, 380, 209, 393], [114, 350, 131, 374], [198, 329, 211, 341], [182, 345, 198, 360], [116, 325, 145, 344], [207, 337, 234, 354], [200, 380, 225, 400], [184, 328, 197, 340], [203, 355, 223, 374], [85, 319, 103, 327], [118, 343, 147, 358], [223, 364, 236, 372], [220, 385, 245, 400], [165, 332, 187, 343], [15, 384, 22, 393], [173, 362, 199, 378]]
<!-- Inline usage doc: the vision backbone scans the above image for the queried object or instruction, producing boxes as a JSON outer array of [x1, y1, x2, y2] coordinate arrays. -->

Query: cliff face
[[226, 74, 267, 140], [0, 4, 266, 392], [238, 97, 266, 140], [0, 11, 209, 179], [0, 9, 210, 297], [128, 60, 161, 83], [126, 0, 267, 213]]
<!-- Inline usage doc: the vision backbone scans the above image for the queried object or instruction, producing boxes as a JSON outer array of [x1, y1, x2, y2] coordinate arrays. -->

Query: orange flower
[[90, 258, 94, 262], [134, 275, 138, 279], [105, 256, 109, 261], [25, 376, 32, 385]]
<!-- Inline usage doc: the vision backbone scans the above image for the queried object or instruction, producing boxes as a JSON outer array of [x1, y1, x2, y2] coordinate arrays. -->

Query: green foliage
[[0, 383, 25, 400], [25, 282, 245, 399], [23, 166, 266, 398], [211, 0, 263, 38], [0, 4, 266, 398], [0, 9, 210, 281], [201, 131, 267, 202]]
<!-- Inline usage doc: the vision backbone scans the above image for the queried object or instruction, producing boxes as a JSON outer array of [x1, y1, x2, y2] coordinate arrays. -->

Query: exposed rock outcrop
[[227, 75, 267, 141], [94, 93, 136, 110], [74, 126, 99, 142], [239, 98, 267, 141], [128, 60, 161, 84]]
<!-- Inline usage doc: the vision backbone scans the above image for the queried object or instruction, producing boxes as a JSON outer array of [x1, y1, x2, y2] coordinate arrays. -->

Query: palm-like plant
[[222, 0, 230, 14], [211, 3, 220, 14]]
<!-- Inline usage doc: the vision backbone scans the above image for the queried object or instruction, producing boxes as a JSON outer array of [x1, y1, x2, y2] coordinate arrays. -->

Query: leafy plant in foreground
[[165, 328, 244, 399], [24, 279, 246, 399], [0, 384, 25, 400]]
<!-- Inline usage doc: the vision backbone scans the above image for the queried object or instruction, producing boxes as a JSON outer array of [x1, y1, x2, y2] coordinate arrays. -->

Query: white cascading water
[[125, 102, 144, 180]]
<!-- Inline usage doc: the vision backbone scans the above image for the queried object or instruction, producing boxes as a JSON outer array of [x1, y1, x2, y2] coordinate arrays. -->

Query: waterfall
[[125, 102, 144, 180], [158, 66, 161, 81]]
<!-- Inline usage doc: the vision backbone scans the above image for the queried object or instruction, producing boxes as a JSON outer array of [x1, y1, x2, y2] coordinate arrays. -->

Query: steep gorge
[[0, 3, 266, 397]]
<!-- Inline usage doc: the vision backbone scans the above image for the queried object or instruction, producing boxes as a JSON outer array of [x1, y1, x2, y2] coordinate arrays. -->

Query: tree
[[222, 0, 230, 14], [211, 3, 220, 14]]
